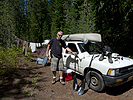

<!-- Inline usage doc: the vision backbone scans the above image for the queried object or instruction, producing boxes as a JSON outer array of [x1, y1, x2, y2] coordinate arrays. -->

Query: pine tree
[[89, 0, 133, 56], [77, 0, 95, 33], [25, 0, 51, 42], [14, 0, 26, 40], [48, 0, 65, 37], [0, 0, 16, 46], [64, 0, 79, 34]]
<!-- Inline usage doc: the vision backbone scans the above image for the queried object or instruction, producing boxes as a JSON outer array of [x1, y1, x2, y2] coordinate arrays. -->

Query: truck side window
[[78, 43, 86, 53], [66, 43, 78, 54]]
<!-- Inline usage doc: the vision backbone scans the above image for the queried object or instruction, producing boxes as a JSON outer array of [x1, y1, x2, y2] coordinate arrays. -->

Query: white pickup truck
[[50, 33, 133, 92]]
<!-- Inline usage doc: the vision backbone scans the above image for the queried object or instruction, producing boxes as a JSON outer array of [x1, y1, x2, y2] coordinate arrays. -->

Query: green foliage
[[77, 0, 95, 33], [64, 4, 78, 34], [128, 56, 133, 59], [32, 73, 39, 84], [0, 0, 133, 56], [0, 45, 20, 66], [88, 0, 133, 56], [23, 89, 33, 96], [49, 0, 66, 37], [0, 45, 23, 79]]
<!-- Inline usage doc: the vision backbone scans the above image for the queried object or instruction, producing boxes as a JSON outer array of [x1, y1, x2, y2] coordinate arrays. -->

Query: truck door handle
[[64, 55, 66, 57]]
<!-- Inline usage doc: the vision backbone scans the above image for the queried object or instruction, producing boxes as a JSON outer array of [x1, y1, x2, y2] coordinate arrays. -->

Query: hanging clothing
[[29, 42, 41, 52], [37, 47, 46, 55]]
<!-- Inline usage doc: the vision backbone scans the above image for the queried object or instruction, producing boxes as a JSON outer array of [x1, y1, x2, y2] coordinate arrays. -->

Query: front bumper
[[103, 71, 133, 87]]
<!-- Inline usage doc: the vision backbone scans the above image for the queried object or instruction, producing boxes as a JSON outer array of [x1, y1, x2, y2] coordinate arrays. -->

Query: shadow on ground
[[74, 72, 133, 96], [0, 65, 46, 99], [105, 80, 133, 95]]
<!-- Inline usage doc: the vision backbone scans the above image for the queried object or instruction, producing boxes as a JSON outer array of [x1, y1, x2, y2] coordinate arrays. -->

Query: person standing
[[46, 31, 76, 85]]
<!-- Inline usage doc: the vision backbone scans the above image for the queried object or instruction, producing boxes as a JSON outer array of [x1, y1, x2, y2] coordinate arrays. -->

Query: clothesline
[[12, 34, 49, 55], [29, 40, 49, 52]]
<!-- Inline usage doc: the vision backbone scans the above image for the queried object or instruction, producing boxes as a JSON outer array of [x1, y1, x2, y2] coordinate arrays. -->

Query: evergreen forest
[[0, 1, 133, 98], [0, 0, 133, 56]]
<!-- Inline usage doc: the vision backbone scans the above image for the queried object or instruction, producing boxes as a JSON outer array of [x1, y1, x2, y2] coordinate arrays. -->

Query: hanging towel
[[29, 42, 36, 52]]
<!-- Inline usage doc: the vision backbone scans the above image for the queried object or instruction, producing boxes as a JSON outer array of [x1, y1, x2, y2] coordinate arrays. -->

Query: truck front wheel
[[85, 71, 105, 92]]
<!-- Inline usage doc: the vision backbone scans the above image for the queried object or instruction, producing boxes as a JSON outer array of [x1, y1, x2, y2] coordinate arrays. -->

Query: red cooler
[[63, 68, 73, 81]]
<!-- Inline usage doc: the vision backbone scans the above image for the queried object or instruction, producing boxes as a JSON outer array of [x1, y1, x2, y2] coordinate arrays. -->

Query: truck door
[[63, 43, 80, 71]]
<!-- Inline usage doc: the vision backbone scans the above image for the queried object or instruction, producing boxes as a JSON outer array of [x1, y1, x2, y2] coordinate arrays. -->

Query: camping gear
[[77, 34, 88, 95], [62, 33, 102, 42], [77, 78, 85, 95], [37, 47, 46, 55], [63, 68, 73, 81], [77, 53, 95, 95], [42, 56, 47, 66], [73, 55, 78, 91], [36, 58, 43, 64], [36, 56, 47, 66], [99, 45, 113, 63]]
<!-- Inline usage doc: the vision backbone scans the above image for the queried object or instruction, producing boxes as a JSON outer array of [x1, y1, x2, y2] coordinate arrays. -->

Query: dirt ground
[[0, 53, 133, 100]]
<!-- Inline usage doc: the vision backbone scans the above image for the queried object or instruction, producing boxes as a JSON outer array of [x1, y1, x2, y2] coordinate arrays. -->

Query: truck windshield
[[78, 42, 102, 54]]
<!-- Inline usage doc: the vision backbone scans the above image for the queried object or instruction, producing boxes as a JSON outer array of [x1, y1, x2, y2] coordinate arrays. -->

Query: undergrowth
[[0, 44, 32, 79], [128, 56, 133, 59]]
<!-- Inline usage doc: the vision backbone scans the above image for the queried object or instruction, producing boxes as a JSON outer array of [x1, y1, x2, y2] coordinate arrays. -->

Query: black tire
[[85, 71, 105, 92]]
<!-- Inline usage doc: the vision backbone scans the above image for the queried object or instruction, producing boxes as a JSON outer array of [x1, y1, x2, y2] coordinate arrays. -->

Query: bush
[[0, 45, 22, 79], [128, 56, 133, 59]]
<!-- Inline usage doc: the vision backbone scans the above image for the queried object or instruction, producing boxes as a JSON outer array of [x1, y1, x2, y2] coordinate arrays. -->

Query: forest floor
[[0, 53, 133, 100]]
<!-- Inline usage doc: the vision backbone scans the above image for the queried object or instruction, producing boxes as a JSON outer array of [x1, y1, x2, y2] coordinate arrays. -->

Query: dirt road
[[0, 53, 132, 100]]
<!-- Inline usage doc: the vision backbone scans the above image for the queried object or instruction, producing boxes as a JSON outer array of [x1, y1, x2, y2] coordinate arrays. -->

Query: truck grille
[[119, 65, 133, 74]]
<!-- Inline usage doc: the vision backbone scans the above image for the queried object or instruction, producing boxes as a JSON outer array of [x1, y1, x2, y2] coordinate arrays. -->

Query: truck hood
[[79, 52, 133, 69], [111, 56, 133, 68]]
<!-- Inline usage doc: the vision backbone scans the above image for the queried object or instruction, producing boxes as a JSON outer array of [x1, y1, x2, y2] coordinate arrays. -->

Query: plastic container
[[63, 68, 73, 81]]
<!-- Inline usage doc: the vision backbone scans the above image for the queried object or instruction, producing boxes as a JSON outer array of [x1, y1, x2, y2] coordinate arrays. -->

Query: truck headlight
[[107, 69, 119, 76]]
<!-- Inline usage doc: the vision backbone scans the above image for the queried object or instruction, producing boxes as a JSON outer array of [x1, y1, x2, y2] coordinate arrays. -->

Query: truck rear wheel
[[85, 71, 105, 92]]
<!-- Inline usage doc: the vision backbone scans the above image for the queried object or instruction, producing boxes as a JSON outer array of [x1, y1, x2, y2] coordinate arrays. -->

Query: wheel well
[[84, 67, 103, 77]]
